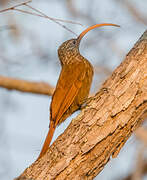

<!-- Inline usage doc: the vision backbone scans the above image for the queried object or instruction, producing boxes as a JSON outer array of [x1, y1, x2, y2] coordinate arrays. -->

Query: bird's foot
[[79, 96, 94, 110]]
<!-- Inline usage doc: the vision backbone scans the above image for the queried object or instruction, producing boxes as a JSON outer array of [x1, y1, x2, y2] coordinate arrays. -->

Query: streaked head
[[58, 23, 120, 64]]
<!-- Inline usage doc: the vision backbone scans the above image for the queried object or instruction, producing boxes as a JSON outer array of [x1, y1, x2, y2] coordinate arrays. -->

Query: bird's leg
[[79, 96, 94, 110]]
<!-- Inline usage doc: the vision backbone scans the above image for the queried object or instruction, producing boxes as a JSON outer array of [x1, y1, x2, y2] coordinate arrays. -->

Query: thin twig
[[0, 0, 32, 13], [15, 6, 83, 26], [13, 8, 82, 27], [0, 0, 79, 36], [25, 4, 78, 35]]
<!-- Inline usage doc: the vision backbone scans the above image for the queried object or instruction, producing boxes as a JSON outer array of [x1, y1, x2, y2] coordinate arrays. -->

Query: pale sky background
[[0, 0, 146, 179]]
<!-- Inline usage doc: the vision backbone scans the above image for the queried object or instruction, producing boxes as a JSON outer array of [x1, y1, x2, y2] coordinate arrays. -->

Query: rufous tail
[[37, 121, 55, 159]]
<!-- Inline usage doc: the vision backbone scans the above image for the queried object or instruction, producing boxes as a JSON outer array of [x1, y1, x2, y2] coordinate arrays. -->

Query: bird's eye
[[72, 40, 76, 45]]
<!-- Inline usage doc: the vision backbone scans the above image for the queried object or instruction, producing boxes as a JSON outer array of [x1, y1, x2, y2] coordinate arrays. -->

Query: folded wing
[[50, 62, 86, 126]]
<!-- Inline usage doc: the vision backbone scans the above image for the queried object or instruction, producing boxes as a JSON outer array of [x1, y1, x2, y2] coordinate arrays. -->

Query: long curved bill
[[77, 23, 120, 42]]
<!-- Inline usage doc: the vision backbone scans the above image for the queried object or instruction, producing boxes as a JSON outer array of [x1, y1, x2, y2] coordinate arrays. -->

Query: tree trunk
[[15, 30, 147, 180]]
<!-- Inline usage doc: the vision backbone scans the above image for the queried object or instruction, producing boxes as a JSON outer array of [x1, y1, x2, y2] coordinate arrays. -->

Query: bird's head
[[58, 23, 120, 65]]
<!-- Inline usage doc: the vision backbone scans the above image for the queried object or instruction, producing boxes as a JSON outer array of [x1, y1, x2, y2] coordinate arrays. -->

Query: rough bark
[[0, 76, 54, 96], [15, 30, 147, 180]]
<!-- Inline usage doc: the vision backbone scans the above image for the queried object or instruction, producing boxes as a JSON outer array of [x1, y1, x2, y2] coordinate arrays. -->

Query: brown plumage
[[38, 23, 120, 159]]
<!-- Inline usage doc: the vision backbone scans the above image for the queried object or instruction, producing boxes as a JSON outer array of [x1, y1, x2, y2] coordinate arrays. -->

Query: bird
[[38, 23, 119, 159]]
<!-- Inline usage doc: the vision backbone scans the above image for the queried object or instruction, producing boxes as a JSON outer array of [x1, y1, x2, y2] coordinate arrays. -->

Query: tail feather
[[37, 121, 55, 159]]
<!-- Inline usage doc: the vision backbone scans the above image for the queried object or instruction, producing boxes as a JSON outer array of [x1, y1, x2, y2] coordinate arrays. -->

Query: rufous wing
[[50, 62, 86, 126]]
